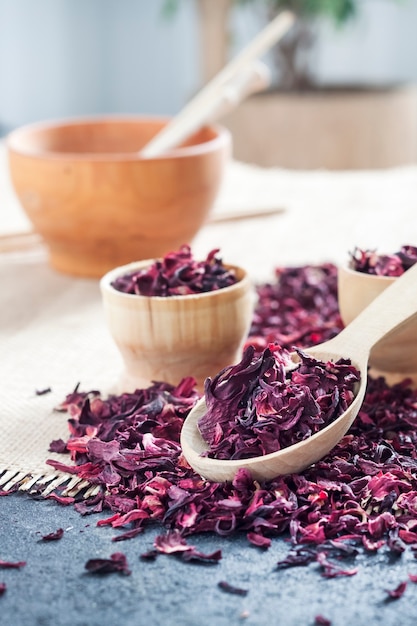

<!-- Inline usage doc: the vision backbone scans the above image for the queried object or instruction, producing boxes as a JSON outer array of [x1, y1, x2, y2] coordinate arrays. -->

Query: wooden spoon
[[181, 262, 417, 482]]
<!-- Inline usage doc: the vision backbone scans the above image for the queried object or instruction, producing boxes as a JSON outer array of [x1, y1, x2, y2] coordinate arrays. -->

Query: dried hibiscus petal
[[218, 580, 248, 596], [46, 494, 75, 506], [0, 559, 26, 569], [0, 583, 6, 596], [385, 581, 407, 599], [153, 530, 221, 563], [85, 552, 131, 575], [48, 439, 68, 453], [41, 528, 64, 541], [316, 551, 357, 578], [198, 344, 359, 459], [111, 245, 237, 296]]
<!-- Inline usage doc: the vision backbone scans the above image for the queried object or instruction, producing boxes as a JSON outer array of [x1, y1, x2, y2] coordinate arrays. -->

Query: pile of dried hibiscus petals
[[39, 264, 417, 594]]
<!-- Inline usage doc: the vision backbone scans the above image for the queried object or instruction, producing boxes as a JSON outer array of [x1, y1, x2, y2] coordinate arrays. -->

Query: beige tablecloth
[[2, 144, 417, 495]]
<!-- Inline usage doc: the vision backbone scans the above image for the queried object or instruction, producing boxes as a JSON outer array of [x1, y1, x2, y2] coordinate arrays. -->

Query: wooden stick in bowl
[[141, 10, 295, 158]]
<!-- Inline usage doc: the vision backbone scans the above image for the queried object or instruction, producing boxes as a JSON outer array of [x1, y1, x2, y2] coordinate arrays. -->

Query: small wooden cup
[[338, 264, 417, 383], [100, 260, 255, 391]]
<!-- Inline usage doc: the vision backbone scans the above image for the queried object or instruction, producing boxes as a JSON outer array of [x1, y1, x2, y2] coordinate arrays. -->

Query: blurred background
[[1, 0, 417, 168]]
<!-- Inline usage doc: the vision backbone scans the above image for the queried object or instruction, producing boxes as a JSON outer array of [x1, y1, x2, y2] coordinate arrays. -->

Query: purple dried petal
[[153, 530, 221, 563], [140, 549, 159, 561], [0, 583, 6, 596], [41, 528, 64, 541], [85, 552, 131, 575], [315, 616, 332, 626], [48, 439, 68, 453], [0, 560, 26, 569], [247, 532, 271, 549], [112, 527, 144, 542], [181, 549, 222, 563], [316, 552, 358, 578], [154, 530, 193, 555], [45, 494, 75, 506], [218, 580, 248, 596], [385, 581, 407, 599]]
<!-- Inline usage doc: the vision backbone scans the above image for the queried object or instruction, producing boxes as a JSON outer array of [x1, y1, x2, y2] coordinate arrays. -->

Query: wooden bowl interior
[[337, 264, 394, 326], [8, 119, 223, 156]]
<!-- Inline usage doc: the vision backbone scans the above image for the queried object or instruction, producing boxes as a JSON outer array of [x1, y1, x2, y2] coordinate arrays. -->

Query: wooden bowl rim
[[6, 115, 231, 162], [100, 259, 250, 302]]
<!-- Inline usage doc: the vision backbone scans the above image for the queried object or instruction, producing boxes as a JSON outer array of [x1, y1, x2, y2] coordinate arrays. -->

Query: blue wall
[[0, 0, 199, 134], [1, 0, 417, 135]]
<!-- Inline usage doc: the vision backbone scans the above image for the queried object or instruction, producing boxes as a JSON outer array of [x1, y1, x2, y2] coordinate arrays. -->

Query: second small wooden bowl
[[100, 260, 255, 391], [338, 264, 417, 381]]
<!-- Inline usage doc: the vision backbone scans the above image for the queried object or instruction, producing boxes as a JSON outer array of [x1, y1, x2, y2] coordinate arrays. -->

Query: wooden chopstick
[[0, 231, 44, 254], [0, 207, 283, 254], [208, 206, 284, 223]]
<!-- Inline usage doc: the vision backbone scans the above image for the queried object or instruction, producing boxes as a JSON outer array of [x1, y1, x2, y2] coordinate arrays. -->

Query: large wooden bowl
[[100, 260, 255, 391], [7, 117, 231, 277], [338, 264, 417, 382]]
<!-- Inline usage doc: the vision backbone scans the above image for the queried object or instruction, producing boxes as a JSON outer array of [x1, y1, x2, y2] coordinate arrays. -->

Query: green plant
[[239, 0, 358, 88], [239, 0, 357, 23], [164, 0, 401, 89]]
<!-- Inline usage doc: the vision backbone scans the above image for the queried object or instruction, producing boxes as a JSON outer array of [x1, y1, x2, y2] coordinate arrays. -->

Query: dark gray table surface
[[1, 491, 416, 626]]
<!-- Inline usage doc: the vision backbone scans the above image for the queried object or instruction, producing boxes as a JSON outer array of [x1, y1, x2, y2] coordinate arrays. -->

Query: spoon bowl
[[181, 263, 417, 482]]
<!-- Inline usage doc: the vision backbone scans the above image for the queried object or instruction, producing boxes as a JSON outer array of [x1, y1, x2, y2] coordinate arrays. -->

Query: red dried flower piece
[[246, 532, 271, 549], [0, 582, 6, 596], [385, 581, 407, 599], [218, 580, 248, 596], [48, 439, 68, 453], [153, 530, 221, 563], [41, 528, 64, 541], [85, 552, 131, 575], [46, 494, 75, 506], [0, 559, 26, 569], [316, 552, 358, 578]]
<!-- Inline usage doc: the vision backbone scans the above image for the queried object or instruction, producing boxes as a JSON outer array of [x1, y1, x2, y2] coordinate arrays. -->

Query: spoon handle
[[331, 262, 417, 361]]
